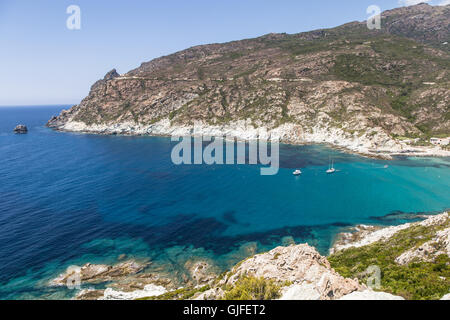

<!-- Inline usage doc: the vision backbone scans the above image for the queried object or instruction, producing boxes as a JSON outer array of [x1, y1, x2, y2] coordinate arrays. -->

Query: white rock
[[334, 212, 449, 252], [279, 283, 321, 300], [58, 118, 450, 158], [339, 290, 405, 300], [440, 293, 450, 300], [100, 284, 167, 300]]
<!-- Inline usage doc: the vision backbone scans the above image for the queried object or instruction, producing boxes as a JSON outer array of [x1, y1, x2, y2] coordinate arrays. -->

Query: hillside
[[47, 4, 450, 157]]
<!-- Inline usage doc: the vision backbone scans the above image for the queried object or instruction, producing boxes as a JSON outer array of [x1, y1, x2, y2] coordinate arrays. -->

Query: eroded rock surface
[[50, 260, 147, 287], [220, 244, 363, 300], [395, 227, 450, 265]]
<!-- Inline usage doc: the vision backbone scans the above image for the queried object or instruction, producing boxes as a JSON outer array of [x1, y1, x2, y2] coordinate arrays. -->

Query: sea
[[0, 105, 449, 299]]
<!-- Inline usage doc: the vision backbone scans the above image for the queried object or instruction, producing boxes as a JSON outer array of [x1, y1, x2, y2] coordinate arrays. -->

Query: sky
[[0, 0, 448, 106]]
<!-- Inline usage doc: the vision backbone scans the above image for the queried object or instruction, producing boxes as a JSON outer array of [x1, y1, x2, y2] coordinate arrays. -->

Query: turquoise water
[[0, 106, 449, 299]]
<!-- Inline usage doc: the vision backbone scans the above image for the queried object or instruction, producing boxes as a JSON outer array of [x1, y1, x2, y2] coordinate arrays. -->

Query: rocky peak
[[103, 69, 120, 81]]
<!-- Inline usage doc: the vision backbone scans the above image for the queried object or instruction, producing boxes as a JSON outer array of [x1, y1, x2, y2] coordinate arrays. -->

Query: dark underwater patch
[[222, 210, 238, 224], [368, 209, 446, 225]]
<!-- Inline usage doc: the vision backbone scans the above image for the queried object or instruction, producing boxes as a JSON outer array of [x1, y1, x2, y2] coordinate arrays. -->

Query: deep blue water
[[0, 105, 449, 299]]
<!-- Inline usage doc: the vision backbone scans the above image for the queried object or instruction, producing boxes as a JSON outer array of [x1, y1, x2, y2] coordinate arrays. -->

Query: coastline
[[56, 211, 449, 300], [48, 118, 450, 160]]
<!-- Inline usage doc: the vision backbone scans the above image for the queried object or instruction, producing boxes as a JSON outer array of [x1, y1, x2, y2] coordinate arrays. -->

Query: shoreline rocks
[[49, 260, 148, 287], [47, 119, 450, 159], [331, 212, 449, 254]]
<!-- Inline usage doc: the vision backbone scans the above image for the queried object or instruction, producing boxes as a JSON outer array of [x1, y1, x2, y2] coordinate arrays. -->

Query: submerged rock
[[185, 260, 217, 286], [13, 125, 28, 134]]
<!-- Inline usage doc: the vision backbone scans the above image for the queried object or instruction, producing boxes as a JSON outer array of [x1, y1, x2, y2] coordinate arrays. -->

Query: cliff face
[[48, 4, 449, 153]]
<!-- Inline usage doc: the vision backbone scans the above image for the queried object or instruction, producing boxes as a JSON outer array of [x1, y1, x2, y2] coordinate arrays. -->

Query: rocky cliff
[[47, 4, 450, 157]]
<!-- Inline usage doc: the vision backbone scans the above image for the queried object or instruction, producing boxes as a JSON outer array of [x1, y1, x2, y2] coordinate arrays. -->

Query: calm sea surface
[[0, 105, 449, 299]]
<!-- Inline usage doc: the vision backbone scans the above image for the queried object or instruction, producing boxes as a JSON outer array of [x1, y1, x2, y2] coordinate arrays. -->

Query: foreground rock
[[13, 125, 28, 134], [50, 260, 147, 287], [197, 244, 363, 300], [185, 260, 217, 286], [49, 260, 176, 300]]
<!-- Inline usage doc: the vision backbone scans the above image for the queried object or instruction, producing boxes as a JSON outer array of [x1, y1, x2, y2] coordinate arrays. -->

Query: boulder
[[222, 244, 363, 300]]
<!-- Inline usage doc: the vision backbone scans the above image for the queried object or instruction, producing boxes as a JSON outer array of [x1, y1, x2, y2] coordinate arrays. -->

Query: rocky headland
[[47, 4, 450, 159]]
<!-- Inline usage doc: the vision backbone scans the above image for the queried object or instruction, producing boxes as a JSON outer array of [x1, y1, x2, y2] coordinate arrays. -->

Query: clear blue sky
[[0, 0, 446, 105]]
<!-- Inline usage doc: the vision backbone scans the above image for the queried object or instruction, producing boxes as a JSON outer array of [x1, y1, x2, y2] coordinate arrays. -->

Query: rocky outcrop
[[395, 227, 450, 265], [185, 260, 217, 286], [103, 69, 120, 81], [330, 225, 380, 254], [13, 125, 28, 134], [50, 260, 146, 286], [49, 260, 147, 287], [206, 244, 363, 300]]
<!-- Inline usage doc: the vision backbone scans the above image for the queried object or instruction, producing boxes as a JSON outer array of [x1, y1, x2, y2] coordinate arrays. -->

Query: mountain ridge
[[48, 4, 450, 158]]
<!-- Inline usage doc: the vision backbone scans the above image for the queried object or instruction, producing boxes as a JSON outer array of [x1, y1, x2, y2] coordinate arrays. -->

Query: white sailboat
[[293, 169, 302, 176], [326, 159, 336, 174]]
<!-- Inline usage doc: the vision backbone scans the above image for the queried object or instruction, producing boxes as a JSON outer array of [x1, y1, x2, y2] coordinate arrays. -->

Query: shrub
[[223, 276, 282, 300]]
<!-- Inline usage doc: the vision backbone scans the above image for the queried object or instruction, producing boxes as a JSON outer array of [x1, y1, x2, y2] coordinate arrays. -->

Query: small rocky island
[[13, 125, 28, 134]]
